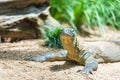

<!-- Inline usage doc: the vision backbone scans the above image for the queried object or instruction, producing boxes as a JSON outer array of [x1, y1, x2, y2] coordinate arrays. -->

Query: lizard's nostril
[[65, 29, 69, 33]]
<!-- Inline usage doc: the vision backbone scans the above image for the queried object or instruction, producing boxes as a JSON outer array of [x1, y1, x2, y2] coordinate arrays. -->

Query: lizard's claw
[[25, 56, 33, 61], [25, 56, 46, 62], [77, 68, 93, 74]]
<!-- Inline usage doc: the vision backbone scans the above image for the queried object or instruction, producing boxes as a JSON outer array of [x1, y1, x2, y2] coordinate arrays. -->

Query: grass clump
[[45, 27, 63, 48]]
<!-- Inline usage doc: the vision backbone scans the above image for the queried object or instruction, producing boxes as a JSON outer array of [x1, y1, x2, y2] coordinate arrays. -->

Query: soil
[[0, 38, 120, 80]]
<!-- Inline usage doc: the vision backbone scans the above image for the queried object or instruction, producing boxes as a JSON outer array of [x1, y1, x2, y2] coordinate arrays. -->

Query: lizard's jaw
[[60, 35, 74, 45]]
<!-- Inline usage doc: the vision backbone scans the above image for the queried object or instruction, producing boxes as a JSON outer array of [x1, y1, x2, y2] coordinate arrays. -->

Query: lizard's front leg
[[26, 50, 68, 62], [78, 51, 98, 74]]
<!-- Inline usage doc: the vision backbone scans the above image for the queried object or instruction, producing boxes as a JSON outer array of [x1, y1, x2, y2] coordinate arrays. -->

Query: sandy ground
[[0, 39, 120, 80]]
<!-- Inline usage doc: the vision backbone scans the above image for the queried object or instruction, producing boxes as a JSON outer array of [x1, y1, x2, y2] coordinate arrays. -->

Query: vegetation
[[45, 27, 63, 48], [50, 0, 120, 33]]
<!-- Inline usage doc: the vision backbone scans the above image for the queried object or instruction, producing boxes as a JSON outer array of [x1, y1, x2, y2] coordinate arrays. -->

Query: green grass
[[45, 27, 63, 48], [50, 0, 120, 33]]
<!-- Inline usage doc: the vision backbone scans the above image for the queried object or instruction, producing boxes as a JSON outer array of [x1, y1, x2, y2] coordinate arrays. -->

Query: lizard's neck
[[63, 36, 85, 58]]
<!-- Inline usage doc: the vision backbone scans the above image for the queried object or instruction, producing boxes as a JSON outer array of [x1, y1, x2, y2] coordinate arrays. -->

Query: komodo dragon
[[26, 28, 120, 74]]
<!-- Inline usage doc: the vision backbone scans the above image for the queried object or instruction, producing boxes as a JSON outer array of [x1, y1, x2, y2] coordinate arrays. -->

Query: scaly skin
[[26, 28, 120, 74]]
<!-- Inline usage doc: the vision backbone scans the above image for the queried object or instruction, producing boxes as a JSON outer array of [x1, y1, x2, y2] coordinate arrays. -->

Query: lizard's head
[[60, 28, 76, 45]]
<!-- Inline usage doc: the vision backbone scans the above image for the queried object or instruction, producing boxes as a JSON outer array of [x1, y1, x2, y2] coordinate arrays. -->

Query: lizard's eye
[[71, 29, 74, 32]]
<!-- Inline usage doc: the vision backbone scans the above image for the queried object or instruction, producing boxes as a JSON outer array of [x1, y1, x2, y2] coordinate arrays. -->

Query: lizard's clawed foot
[[77, 68, 93, 74]]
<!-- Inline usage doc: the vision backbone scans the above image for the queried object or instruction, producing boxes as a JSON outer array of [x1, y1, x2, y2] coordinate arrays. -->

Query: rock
[[0, 0, 51, 42], [0, 0, 49, 14]]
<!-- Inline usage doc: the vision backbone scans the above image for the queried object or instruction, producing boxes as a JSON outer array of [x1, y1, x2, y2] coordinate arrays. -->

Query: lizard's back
[[84, 40, 120, 63]]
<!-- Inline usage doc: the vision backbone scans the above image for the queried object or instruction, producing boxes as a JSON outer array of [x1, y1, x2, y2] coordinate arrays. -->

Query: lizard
[[26, 27, 120, 74]]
